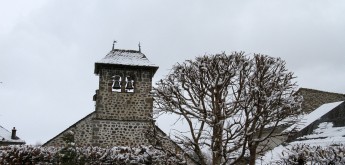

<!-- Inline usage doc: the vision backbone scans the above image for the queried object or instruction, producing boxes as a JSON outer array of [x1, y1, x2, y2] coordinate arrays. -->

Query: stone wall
[[44, 113, 95, 146], [298, 88, 345, 113], [42, 50, 193, 165], [89, 67, 155, 147], [91, 120, 151, 147], [95, 68, 153, 121], [43, 113, 166, 148], [43, 112, 178, 150], [45, 67, 157, 148]]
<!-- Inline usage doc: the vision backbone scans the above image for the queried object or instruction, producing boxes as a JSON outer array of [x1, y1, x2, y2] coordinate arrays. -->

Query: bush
[[275, 144, 345, 165], [0, 145, 186, 165]]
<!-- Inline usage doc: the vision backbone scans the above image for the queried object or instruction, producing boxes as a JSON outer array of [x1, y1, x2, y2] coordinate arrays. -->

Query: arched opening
[[112, 75, 122, 92], [125, 76, 135, 93]]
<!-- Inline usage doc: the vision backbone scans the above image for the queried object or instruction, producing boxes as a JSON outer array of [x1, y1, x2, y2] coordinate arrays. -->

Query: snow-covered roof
[[0, 126, 25, 144], [94, 49, 159, 74], [258, 101, 345, 164], [96, 49, 158, 67], [259, 122, 345, 164], [284, 101, 344, 133]]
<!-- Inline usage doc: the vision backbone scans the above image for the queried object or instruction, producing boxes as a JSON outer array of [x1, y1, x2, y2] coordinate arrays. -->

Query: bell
[[113, 81, 121, 89], [126, 79, 134, 90], [113, 77, 121, 89]]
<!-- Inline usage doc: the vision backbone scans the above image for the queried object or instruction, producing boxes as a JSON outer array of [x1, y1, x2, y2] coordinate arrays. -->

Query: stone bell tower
[[92, 43, 159, 146], [43, 43, 160, 147]]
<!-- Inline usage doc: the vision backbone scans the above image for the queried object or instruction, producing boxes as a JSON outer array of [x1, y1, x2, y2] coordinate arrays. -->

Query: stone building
[[44, 47, 161, 147], [261, 88, 345, 152], [296, 88, 345, 113], [259, 96, 345, 163], [286, 101, 345, 141]]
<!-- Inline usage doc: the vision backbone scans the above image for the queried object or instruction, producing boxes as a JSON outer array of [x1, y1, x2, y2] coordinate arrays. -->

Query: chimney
[[11, 127, 17, 139]]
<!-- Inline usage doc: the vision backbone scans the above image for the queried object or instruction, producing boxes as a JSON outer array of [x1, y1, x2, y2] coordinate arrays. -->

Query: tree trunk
[[212, 123, 223, 165], [248, 147, 257, 165], [212, 86, 224, 165]]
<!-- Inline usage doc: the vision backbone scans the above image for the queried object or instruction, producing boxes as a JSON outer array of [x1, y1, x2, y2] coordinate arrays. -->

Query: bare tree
[[153, 52, 302, 165], [240, 54, 303, 165]]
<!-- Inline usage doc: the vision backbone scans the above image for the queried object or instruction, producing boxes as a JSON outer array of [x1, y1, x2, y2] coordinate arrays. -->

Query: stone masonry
[[94, 68, 154, 121], [44, 49, 160, 147], [297, 88, 345, 113]]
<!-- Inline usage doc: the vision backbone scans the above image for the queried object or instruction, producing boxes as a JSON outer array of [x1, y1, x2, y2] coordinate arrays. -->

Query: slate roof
[[94, 49, 159, 74], [0, 126, 25, 145]]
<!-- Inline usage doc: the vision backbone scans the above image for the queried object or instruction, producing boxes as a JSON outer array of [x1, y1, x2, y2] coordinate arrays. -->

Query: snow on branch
[[153, 52, 302, 165]]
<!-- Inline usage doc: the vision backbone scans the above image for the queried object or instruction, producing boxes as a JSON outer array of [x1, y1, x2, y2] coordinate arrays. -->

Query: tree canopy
[[153, 52, 302, 165]]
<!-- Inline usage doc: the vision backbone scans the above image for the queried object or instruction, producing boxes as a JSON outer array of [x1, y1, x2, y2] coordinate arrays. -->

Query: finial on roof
[[138, 42, 141, 53], [112, 40, 117, 50]]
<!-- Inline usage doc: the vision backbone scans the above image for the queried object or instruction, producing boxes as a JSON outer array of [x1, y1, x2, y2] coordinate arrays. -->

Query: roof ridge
[[111, 49, 141, 53], [299, 87, 345, 96], [42, 112, 95, 146], [0, 125, 10, 133]]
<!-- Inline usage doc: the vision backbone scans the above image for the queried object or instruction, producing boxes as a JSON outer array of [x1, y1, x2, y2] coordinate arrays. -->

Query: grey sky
[[0, 0, 344, 145]]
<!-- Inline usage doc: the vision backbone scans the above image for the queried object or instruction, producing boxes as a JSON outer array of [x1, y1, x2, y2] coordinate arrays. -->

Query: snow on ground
[[258, 122, 345, 164]]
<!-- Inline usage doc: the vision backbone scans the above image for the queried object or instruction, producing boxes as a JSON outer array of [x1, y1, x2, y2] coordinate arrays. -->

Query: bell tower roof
[[95, 49, 159, 75]]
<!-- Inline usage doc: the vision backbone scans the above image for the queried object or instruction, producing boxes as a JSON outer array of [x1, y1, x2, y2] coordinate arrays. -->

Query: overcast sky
[[1, 0, 345, 145]]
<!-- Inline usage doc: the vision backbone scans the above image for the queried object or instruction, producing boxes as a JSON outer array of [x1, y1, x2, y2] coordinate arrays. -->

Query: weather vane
[[112, 40, 117, 50], [138, 42, 141, 53]]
